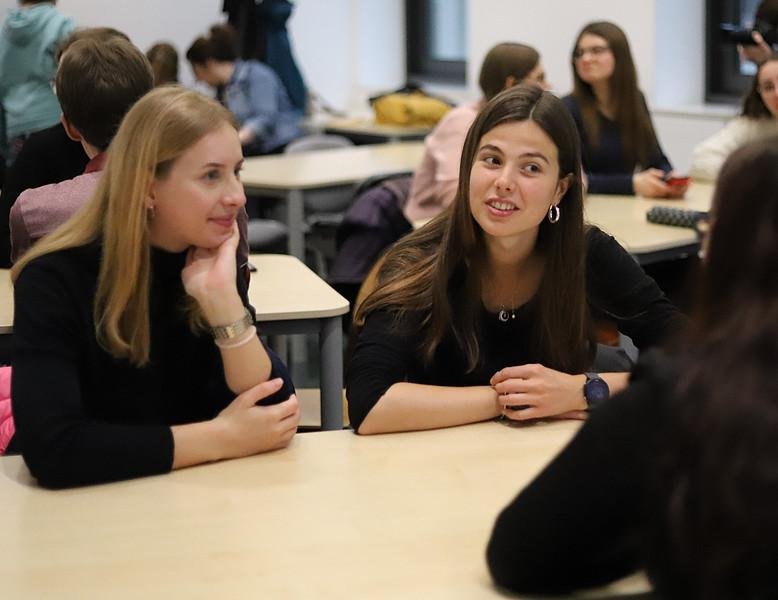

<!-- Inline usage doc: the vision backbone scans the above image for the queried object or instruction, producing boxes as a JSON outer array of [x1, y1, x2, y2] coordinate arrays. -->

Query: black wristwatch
[[583, 372, 610, 409]]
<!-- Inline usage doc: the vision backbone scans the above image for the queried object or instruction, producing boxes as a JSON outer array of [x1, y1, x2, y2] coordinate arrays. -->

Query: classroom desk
[[584, 182, 714, 264], [0, 257, 348, 430], [0, 420, 650, 598], [248, 254, 349, 430], [323, 116, 432, 143], [240, 142, 425, 260]]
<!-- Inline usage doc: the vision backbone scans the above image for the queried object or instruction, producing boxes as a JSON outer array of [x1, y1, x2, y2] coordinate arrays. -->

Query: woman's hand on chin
[[182, 224, 244, 324]]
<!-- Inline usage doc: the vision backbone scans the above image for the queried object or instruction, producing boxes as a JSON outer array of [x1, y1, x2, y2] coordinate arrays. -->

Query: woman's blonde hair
[[12, 86, 237, 366]]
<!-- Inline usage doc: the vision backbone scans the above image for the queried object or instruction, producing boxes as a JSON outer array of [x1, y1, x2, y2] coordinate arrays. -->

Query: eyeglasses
[[573, 45, 611, 60]]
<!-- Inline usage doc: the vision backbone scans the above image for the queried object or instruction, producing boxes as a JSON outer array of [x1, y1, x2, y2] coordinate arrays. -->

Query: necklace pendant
[[498, 309, 510, 323]]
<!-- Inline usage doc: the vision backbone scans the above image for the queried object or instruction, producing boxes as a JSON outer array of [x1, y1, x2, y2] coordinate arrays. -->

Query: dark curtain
[[222, 0, 308, 112]]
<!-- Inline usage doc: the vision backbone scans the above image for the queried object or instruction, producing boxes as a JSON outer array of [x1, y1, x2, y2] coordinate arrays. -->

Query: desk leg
[[319, 316, 344, 430], [287, 189, 305, 261]]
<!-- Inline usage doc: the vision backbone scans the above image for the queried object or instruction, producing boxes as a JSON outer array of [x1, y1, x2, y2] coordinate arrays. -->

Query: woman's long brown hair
[[355, 85, 593, 374], [646, 137, 778, 597], [571, 21, 662, 168]]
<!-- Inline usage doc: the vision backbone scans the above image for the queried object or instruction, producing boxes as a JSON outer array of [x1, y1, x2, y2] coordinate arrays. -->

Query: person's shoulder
[[17, 243, 99, 284], [242, 59, 278, 81], [16, 171, 99, 212], [585, 224, 619, 251]]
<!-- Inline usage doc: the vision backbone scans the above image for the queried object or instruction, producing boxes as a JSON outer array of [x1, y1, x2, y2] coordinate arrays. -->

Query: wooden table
[[0, 257, 349, 430], [248, 254, 348, 430], [240, 142, 425, 260], [0, 420, 649, 598], [585, 182, 714, 264], [323, 116, 432, 143]]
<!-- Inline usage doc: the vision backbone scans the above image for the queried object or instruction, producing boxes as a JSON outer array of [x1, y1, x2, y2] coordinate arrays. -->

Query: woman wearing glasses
[[691, 54, 778, 181], [563, 22, 682, 198]]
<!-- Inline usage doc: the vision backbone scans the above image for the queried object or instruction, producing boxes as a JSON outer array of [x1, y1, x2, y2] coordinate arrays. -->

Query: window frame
[[405, 0, 466, 84], [706, 0, 762, 103]]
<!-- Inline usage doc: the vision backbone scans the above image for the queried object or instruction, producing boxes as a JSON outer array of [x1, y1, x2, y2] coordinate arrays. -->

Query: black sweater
[[486, 351, 673, 595], [346, 227, 685, 430], [562, 94, 672, 195], [10, 243, 294, 488]]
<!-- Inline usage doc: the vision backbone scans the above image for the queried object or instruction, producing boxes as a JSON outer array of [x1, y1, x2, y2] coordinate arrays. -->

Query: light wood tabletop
[[0, 420, 649, 598], [323, 116, 432, 142], [584, 182, 714, 263], [248, 254, 348, 320], [240, 141, 425, 192], [240, 142, 425, 260]]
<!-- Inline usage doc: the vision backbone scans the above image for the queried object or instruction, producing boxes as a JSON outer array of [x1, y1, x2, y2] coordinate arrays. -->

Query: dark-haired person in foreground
[[487, 136, 778, 598]]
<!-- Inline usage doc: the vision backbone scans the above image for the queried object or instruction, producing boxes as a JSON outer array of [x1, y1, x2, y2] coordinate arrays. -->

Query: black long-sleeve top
[[10, 242, 294, 488], [486, 350, 673, 595], [346, 227, 685, 431], [562, 94, 672, 195]]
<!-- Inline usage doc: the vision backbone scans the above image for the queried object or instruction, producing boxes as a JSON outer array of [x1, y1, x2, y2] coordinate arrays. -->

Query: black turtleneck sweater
[[10, 243, 294, 488]]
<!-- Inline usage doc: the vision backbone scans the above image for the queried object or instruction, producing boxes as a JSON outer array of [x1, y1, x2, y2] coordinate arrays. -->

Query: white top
[[690, 116, 778, 182]]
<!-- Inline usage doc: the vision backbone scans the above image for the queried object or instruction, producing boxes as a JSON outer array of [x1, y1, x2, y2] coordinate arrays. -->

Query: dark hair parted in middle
[[571, 21, 662, 168], [355, 85, 592, 374], [741, 54, 778, 118], [56, 36, 154, 150]]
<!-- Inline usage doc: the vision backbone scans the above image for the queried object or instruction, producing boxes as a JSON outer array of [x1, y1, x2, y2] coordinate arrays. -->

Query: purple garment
[[10, 169, 102, 262]]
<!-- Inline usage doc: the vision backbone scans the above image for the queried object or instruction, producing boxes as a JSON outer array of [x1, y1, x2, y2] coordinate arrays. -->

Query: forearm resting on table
[[357, 382, 500, 434], [171, 419, 231, 469], [219, 334, 272, 394]]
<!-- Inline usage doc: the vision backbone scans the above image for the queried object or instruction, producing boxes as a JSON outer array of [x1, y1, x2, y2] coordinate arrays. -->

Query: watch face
[[584, 377, 610, 407]]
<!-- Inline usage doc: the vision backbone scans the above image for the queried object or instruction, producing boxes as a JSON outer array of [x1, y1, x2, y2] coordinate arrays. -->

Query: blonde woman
[[9, 87, 299, 488]]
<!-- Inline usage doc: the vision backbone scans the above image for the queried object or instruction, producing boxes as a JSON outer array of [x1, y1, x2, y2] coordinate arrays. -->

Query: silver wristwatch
[[210, 308, 253, 340]]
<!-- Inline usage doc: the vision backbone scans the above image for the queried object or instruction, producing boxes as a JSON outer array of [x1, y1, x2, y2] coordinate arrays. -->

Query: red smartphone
[[664, 174, 691, 187]]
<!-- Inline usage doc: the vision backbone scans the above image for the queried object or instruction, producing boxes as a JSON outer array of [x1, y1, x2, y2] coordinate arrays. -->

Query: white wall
[[3, 0, 733, 169], [54, 0, 226, 87]]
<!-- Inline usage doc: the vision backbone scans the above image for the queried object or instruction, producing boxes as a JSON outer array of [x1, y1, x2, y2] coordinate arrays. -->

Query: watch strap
[[210, 308, 254, 340]]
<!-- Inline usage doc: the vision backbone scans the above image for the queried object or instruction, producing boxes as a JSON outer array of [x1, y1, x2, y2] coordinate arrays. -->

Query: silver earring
[[548, 204, 560, 223], [147, 204, 156, 220]]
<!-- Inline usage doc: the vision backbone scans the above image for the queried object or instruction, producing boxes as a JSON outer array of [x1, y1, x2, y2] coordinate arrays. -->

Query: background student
[[405, 42, 549, 224], [346, 85, 684, 435], [146, 41, 180, 86], [0, 26, 128, 269], [9, 33, 153, 261], [0, 0, 74, 165], [186, 23, 302, 156], [487, 135, 778, 598], [691, 53, 778, 181], [563, 21, 683, 198], [9, 87, 299, 488]]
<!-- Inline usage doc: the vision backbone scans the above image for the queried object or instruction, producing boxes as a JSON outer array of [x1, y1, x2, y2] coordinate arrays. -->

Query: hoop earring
[[547, 203, 560, 224], [147, 204, 156, 220]]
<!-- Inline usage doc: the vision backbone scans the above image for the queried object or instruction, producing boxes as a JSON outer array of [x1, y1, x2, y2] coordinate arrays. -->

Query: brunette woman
[[691, 54, 778, 181], [487, 136, 778, 598], [346, 85, 684, 435], [564, 21, 682, 198]]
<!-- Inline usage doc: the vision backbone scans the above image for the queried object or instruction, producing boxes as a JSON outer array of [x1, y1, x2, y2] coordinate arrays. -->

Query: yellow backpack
[[371, 91, 451, 127]]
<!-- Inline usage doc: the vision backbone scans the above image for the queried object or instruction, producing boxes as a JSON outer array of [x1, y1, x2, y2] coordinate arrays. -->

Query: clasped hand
[[490, 364, 588, 422]]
